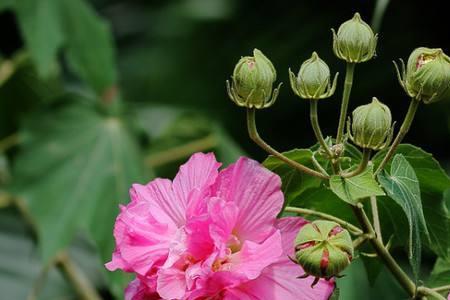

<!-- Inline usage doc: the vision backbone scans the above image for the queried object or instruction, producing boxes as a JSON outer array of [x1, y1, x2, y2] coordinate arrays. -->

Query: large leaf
[[11, 0, 117, 93], [330, 168, 385, 205], [378, 154, 429, 281], [427, 258, 450, 288], [11, 95, 145, 292], [263, 149, 324, 207], [373, 144, 450, 259]]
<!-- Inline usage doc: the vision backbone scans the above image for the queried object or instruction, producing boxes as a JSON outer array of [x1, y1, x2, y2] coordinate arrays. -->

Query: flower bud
[[289, 52, 338, 100], [396, 47, 450, 103], [226, 49, 281, 109], [294, 220, 353, 280], [347, 97, 394, 150], [332, 13, 378, 63]]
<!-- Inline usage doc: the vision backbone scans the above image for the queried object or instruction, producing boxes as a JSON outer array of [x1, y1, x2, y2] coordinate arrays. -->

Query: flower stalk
[[341, 148, 371, 178], [336, 63, 355, 144], [375, 98, 420, 175], [246, 108, 329, 180]]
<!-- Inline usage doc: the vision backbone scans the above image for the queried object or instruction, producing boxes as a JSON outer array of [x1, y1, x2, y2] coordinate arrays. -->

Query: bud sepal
[[332, 13, 378, 63], [227, 49, 282, 109], [347, 97, 395, 151], [394, 47, 450, 104], [289, 52, 339, 100], [294, 220, 354, 286]]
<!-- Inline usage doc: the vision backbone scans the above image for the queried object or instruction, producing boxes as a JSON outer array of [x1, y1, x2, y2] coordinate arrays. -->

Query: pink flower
[[106, 153, 334, 299]]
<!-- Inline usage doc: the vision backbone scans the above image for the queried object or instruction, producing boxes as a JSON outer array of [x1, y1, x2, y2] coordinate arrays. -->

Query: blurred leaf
[[11, 0, 117, 93], [373, 144, 450, 260], [0, 56, 62, 137], [15, 0, 63, 77], [0, 208, 72, 299], [61, 0, 117, 94], [11, 95, 146, 293], [428, 258, 450, 288], [378, 154, 429, 281], [263, 149, 323, 208], [330, 168, 385, 205]]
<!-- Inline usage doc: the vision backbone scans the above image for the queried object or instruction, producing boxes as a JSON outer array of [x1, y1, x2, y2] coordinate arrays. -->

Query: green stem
[[246, 109, 329, 180], [433, 285, 450, 293], [56, 252, 102, 300], [336, 63, 356, 144], [375, 99, 420, 175], [341, 148, 371, 178], [417, 287, 447, 300], [285, 206, 363, 235], [370, 195, 383, 243], [146, 134, 217, 168], [353, 234, 372, 249], [371, 0, 391, 32], [352, 203, 417, 297], [10, 197, 102, 300], [310, 100, 333, 159]]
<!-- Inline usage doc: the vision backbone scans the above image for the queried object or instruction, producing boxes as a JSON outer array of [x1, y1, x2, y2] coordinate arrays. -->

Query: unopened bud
[[347, 97, 394, 151], [332, 13, 378, 63], [289, 52, 338, 100], [294, 220, 353, 280], [397, 47, 450, 104], [226, 49, 281, 109]]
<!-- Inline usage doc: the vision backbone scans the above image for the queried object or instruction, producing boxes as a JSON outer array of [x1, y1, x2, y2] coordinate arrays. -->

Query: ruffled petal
[[105, 200, 175, 275], [212, 157, 283, 243], [156, 268, 187, 299], [173, 152, 221, 218]]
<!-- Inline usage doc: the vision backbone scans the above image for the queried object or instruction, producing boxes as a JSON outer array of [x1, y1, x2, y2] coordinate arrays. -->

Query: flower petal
[[173, 152, 221, 218], [212, 157, 283, 242], [156, 268, 187, 299]]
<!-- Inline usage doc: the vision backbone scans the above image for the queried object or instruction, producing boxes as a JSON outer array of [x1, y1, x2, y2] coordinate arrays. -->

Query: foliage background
[[1, 0, 449, 299]]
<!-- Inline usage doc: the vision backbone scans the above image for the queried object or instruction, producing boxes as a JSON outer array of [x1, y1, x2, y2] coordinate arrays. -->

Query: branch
[[285, 206, 363, 235]]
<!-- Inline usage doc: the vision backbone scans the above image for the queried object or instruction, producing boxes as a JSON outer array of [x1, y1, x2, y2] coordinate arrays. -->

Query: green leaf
[[330, 168, 385, 205], [11, 0, 117, 93], [11, 95, 146, 292], [15, 0, 64, 77], [61, 0, 117, 94], [263, 149, 323, 207], [373, 144, 450, 259], [428, 258, 450, 288], [378, 154, 429, 281]]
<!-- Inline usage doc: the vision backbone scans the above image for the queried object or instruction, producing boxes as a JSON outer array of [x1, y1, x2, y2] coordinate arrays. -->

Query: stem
[[371, 0, 391, 32], [336, 63, 356, 144], [9, 197, 102, 300], [352, 203, 417, 297], [0, 133, 20, 153], [370, 195, 383, 243], [341, 148, 371, 178], [417, 287, 447, 300], [246, 108, 329, 180], [146, 134, 217, 168], [56, 252, 102, 300], [433, 285, 450, 293], [310, 100, 334, 159], [375, 99, 420, 175], [353, 234, 372, 249], [285, 206, 363, 235]]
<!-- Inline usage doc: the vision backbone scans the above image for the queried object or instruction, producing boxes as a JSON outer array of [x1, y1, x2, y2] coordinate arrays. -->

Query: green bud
[[294, 220, 353, 280], [395, 47, 450, 103], [347, 97, 394, 150], [289, 52, 339, 100], [226, 49, 281, 109], [332, 13, 378, 63]]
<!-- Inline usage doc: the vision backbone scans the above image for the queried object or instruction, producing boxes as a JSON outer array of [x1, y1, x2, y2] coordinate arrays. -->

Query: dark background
[[2, 0, 449, 163]]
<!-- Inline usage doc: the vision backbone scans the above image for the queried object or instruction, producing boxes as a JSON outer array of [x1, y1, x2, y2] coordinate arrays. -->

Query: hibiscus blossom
[[106, 153, 334, 299]]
